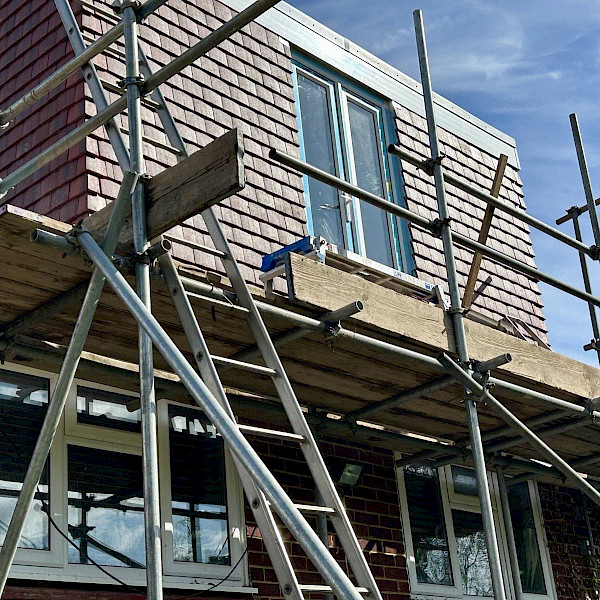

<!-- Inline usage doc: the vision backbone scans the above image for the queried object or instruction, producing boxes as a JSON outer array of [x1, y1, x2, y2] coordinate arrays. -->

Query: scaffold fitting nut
[[446, 306, 465, 316], [431, 217, 452, 237], [583, 338, 600, 352], [118, 74, 145, 89], [111, 0, 141, 13], [424, 154, 446, 176], [589, 245, 600, 261]]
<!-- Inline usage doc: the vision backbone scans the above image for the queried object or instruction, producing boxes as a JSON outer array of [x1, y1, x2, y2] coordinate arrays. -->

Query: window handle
[[340, 192, 353, 222]]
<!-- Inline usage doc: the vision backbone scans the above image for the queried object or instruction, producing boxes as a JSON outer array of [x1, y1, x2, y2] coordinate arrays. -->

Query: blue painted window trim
[[291, 52, 415, 275]]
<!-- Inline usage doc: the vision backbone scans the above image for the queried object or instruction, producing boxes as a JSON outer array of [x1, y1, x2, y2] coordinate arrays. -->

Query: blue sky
[[290, 0, 600, 365]]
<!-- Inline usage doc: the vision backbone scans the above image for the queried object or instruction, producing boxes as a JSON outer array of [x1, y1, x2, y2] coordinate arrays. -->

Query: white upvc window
[[0, 363, 251, 592], [396, 461, 556, 600]]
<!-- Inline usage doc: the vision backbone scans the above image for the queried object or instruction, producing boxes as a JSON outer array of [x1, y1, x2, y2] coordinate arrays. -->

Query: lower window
[[397, 462, 555, 599], [0, 364, 248, 590]]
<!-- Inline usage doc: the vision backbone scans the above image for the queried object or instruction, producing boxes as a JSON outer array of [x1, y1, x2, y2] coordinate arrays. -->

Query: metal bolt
[[283, 584, 292, 595], [251, 498, 260, 509]]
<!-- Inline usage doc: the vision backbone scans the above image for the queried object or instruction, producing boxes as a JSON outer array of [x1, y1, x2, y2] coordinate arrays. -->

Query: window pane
[[452, 509, 493, 597], [508, 483, 546, 594], [0, 369, 49, 550], [68, 445, 145, 567], [403, 466, 453, 586], [77, 386, 141, 433], [169, 404, 229, 565], [347, 100, 393, 266], [296, 72, 345, 248], [451, 465, 479, 497]]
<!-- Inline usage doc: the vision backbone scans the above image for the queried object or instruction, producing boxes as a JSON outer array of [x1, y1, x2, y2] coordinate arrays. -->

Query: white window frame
[[396, 459, 556, 600], [293, 60, 406, 272], [157, 398, 247, 584], [0, 362, 252, 592], [0, 363, 63, 569]]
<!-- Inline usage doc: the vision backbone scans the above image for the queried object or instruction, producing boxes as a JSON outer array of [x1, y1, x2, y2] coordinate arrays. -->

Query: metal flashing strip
[[219, 0, 520, 168]]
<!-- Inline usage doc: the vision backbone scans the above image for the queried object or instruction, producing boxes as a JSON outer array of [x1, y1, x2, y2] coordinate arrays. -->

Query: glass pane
[[77, 386, 141, 433], [0, 369, 49, 550], [508, 483, 546, 594], [68, 445, 145, 567], [451, 465, 479, 497], [296, 72, 345, 248], [403, 466, 453, 586], [452, 509, 493, 596], [347, 100, 393, 266], [169, 404, 229, 565]]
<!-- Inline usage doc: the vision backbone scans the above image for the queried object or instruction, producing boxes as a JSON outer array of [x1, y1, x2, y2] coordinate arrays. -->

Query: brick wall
[[539, 482, 600, 600], [0, 0, 87, 223], [243, 427, 409, 600]]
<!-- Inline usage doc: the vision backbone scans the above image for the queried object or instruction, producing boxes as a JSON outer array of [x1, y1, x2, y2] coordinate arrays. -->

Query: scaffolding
[[0, 2, 600, 600]]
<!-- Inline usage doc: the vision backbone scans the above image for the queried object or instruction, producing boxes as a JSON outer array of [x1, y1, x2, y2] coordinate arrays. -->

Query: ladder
[[0, 0, 384, 596], [140, 22, 383, 600]]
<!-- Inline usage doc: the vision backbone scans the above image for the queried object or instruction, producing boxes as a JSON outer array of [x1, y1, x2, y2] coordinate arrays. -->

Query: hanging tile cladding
[[393, 104, 547, 340], [81, 0, 306, 286], [0, 0, 87, 224]]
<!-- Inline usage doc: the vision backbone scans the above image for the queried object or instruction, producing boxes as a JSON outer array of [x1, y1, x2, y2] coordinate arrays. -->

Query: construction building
[[0, 1, 599, 600]]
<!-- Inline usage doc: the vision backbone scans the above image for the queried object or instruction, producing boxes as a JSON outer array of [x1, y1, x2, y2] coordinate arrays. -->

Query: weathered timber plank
[[83, 129, 245, 246], [287, 253, 600, 399]]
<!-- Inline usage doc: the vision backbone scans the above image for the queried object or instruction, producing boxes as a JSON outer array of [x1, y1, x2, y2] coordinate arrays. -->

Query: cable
[[167, 525, 257, 600], [0, 425, 257, 598]]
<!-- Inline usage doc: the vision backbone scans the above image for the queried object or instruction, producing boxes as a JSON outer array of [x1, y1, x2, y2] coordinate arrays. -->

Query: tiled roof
[[393, 103, 547, 339], [0, 0, 87, 224]]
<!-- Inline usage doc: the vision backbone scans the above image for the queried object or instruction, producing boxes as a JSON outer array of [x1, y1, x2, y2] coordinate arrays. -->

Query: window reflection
[[508, 483, 546, 594], [347, 100, 393, 267], [77, 386, 141, 433], [404, 466, 453, 586], [451, 465, 479, 497], [296, 72, 345, 248], [169, 405, 229, 565], [68, 445, 145, 567], [452, 509, 493, 597], [0, 369, 49, 550]]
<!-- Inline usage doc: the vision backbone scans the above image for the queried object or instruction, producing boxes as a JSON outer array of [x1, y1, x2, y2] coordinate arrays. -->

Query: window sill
[[8, 564, 258, 594]]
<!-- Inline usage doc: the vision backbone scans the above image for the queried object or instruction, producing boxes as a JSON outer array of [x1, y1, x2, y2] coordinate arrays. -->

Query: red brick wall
[[539, 482, 600, 600], [244, 430, 409, 599], [0, 0, 87, 223]]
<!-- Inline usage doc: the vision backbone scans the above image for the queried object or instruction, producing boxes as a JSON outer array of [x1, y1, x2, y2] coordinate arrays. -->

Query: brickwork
[[394, 104, 547, 340], [0, 0, 87, 223], [242, 426, 409, 600], [539, 482, 600, 600]]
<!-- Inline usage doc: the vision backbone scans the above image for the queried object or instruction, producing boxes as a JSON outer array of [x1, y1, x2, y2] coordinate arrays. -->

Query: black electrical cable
[[0, 424, 257, 598]]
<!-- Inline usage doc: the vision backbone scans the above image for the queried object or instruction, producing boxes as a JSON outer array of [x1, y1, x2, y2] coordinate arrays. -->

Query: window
[[0, 364, 249, 591], [292, 57, 412, 272], [397, 463, 556, 600]]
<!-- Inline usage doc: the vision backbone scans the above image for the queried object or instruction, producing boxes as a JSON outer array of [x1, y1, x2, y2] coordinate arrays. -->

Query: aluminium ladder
[[69, 2, 383, 598]]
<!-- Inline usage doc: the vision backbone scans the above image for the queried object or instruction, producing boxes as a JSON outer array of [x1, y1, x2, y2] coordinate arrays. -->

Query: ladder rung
[[185, 291, 249, 313], [298, 585, 369, 594], [238, 424, 305, 443], [119, 127, 182, 155], [164, 235, 228, 259], [294, 504, 336, 516], [211, 354, 277, 376]]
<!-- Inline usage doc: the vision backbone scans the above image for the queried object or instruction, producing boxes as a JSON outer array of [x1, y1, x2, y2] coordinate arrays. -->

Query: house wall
[[0, 0, 87, 223], [539, 482, 600, 600]]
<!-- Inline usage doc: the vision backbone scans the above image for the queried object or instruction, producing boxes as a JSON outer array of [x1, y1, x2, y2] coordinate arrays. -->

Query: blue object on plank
[[261, 236, 316, 272]]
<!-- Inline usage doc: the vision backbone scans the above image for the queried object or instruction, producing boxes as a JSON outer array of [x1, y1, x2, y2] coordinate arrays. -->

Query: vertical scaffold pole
[[412, 10, 506, 600], [568, 208, 600, 364], [571, 113, 600, 247], [120, 2, 164, 597]]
